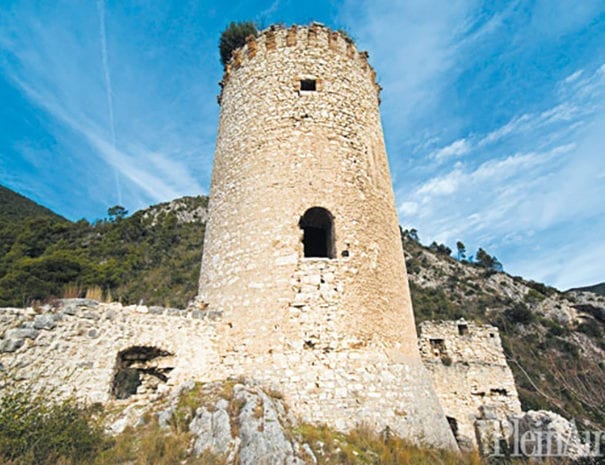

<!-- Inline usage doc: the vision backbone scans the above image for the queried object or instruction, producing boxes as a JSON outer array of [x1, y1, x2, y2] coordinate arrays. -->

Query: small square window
[[300, 79, 316, 91]]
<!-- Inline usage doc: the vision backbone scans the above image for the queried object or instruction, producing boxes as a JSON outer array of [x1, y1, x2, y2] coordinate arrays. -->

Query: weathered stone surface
[[5, 327, 39, 340], [419, 320, 522, 451], [190, 400, 234, 457], [33, 314, 57, 330], [0, 303, 219, 403], [157, 406, 175, 430], [0, 298, 459, 449], [81, 311, 100, 321], [510, 410, 590, 460], [59, 299, 99, 316], [187, 382, 311, 464], [0, 337, 24, 353], [149, 306, 164, 315], [235, 385, 304, 465]]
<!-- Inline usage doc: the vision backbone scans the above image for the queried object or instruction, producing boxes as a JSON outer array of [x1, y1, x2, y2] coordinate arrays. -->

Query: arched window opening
[[299, 207, 335, 258]]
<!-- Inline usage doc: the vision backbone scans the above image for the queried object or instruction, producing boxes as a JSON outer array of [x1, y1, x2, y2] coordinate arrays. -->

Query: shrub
[[219, 21, 257, 66], [0, 390, 105, 465], [546, 322, 568, 337], [524, 288, 546, 303], [577, 321, 602, 339], [504, 303, 535, 325], [409, 282, 464, 323], [526, 280, 557, 297]]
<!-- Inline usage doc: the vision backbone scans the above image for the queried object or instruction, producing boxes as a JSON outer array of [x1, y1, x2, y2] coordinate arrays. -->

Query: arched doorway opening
[[299, 207, 335, 258]]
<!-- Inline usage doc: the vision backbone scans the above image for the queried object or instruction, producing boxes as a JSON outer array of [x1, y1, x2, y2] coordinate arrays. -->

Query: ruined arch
[[299, 207, 335, 258], [111, 345, 174, 399]]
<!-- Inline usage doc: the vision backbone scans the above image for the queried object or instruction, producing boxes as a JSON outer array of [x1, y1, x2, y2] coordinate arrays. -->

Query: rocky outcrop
[[142, 197, 208, 226], [158, 381, 314, 464]]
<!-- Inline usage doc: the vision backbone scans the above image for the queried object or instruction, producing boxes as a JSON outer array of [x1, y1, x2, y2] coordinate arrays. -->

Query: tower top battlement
[[219, 23, 381, 104]]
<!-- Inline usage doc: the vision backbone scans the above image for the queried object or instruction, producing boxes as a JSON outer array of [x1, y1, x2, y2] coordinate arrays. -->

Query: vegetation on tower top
[[219, 21, 257, 67]]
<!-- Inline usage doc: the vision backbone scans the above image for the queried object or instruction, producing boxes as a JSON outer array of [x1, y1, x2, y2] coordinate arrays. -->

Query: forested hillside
[[0, 187, 207, 307], [571, 282, 605, 296]]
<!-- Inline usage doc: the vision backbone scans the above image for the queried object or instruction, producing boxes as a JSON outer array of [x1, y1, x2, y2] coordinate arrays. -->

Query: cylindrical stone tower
[[198, 24, 456, 448]]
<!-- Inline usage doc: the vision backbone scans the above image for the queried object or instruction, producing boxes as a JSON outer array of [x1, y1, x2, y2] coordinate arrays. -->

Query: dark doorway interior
[[299, 207, 335, 258]]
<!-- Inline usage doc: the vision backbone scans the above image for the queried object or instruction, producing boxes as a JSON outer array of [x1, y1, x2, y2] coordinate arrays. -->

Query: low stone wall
[[0, 299, 219, 403], [0, 299, 456, 449]]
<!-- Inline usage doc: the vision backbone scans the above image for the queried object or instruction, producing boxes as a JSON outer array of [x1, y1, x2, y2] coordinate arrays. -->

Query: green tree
[[456, 241, 466, 261], [429, 241, 451, 256], [401, 228, 419, 242], [107, 205, 128, 222], [219, 21, 257, 66], [475, 247, 503, 272]]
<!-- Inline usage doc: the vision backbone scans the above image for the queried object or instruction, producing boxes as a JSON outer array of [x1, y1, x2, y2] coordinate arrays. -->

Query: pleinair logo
[[491, 418, 604, 459]]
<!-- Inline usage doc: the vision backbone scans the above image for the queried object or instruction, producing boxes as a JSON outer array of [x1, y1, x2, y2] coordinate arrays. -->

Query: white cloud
[[478, 114, 531, 146], [337, 2, 604, 288], [338, 0, 477, 131], [564, 70, 583, 83], [416, 169, 464, 197], [399, 201, 419, 216], [430, 139, 470, 162]]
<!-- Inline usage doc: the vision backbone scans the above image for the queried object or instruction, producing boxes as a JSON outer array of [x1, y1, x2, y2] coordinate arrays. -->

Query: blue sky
[[0, 1, 604, 290]]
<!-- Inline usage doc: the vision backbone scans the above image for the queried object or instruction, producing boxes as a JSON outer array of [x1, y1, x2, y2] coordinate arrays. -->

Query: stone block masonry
[[1, 303, 584, 457], [0, 300, 219, 403], [419, 320, 522, 450], [1, 300, 453, 448], [195, 23, 456, 448], [2, 23, 461, 451]]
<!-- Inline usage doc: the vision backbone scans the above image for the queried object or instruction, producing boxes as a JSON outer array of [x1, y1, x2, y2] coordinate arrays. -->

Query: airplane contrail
[[96, 0, 122, 205]]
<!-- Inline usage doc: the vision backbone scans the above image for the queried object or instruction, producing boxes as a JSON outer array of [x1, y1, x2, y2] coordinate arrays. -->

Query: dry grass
[[63, 285, 112, 303], [91, 424, 224, 465], [297, 423, 486, 465], [63, 283, 81, 299]]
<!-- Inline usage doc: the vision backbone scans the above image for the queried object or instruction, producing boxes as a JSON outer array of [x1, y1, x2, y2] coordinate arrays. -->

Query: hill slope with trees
[[570, 282, 605, 296], [0, 187, 207, 307]]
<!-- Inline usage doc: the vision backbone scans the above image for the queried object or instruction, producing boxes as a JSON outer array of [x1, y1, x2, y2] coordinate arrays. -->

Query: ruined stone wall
[[419, 320, 522, 450], [0, 300, 220, 403], [0, 300, 455, 448]]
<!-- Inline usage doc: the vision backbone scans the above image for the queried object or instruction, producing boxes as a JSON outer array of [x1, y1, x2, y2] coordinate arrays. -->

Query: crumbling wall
[[419, 319, 522, 450], [1, 299, 455, 448], [0, 299, 220, 403]]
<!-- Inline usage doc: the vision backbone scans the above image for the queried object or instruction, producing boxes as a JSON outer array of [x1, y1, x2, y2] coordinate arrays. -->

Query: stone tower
[[198, 24, 456, 448]]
